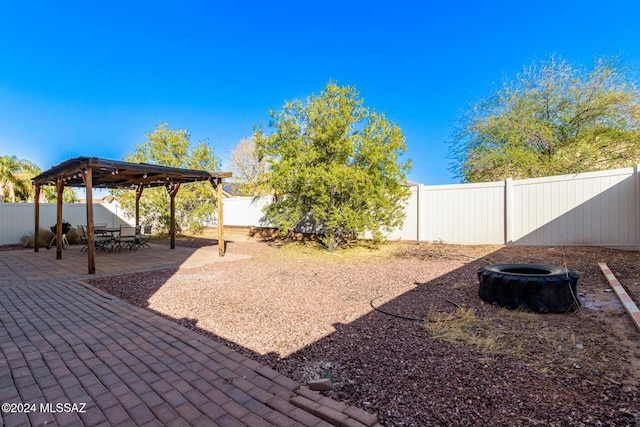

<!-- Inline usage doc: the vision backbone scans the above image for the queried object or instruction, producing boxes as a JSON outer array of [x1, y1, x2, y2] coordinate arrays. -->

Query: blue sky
[[1, 0, 639, 185]]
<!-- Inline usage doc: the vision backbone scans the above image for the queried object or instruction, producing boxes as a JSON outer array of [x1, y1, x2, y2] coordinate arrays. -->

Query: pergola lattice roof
[[32, 156, 231, 189]]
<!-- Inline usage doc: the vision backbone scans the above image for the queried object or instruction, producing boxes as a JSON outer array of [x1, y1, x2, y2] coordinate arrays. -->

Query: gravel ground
[[88, 238, 640, 426]]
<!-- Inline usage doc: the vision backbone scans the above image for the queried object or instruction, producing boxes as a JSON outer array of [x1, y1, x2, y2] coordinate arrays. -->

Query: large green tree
[[255, 81, 412, 251], [115, 123, 221, 232], [449, 55, 640, 182]]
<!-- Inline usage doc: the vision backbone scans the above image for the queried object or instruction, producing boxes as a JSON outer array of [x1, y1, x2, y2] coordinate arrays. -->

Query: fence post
[[504, 178, 513, 244], [417, 184, 423, 243], [636, 165, 640, 251]]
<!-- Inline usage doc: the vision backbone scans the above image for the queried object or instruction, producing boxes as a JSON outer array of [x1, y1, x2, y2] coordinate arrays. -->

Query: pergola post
[[135, 184, 144, 227], [55, 177, 64, 260], [210, 178, 225, 257], [83, 167, 96, 274], [166, 183, 181, 250], [34, 185, 40, 252], [217, 178, 225, 257]]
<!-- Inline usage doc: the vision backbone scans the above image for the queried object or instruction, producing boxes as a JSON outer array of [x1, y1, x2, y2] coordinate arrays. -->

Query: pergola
[[32, 156, 232, 274]]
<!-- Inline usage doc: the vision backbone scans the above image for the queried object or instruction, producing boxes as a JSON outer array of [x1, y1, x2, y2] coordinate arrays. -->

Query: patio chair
[[136, 224, 152, 249], [95, 234, 114, 252], [113, 225, 137, 252], [77, 225, 88, 252], [89, 225, 114, 252]]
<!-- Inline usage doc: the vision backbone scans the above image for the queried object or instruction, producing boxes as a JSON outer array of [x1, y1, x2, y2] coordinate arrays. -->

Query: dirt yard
[[87, 234, 640, 426]]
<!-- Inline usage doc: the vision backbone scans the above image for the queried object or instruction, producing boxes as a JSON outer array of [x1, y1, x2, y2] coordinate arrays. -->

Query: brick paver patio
[[0, 245, 380, 426]]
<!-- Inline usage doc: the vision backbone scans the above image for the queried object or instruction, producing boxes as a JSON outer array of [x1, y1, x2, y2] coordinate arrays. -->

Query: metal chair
[[78, 224, 112, 252], [136, 224, 152, 249], [77, 225, 88, 252], [113, 225, 137, 252]]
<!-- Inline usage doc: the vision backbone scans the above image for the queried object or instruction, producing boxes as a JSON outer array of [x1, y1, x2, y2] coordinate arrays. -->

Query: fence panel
[[0, 203, 130, 245], [510, 168, 638, 248], [418, 181, 505, 244], [222, 196, 273, 227], [378, 186, 418, 241]]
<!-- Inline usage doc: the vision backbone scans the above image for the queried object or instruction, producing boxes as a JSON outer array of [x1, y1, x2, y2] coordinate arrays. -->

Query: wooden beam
[[599, 263, 640, 332], [135, 184, 144, 227], [166, 183, 181, 250], [33, 156, 232, 188], [55, 177, 64, 260], [83, 167, 96, 274], [217, 178, 225, 257], [34, 185, 40, 252]]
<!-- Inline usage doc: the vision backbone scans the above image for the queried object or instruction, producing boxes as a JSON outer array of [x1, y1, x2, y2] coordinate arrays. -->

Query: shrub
[[20, 226, 82, 248], [21, 229, 54, 248]]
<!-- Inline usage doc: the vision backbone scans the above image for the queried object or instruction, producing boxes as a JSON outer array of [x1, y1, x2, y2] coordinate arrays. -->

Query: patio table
[[93, 227, 120, 252], [95, 227, 121, 237]]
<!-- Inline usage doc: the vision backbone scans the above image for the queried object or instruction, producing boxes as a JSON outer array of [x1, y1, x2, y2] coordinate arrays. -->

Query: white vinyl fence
[[2, 166, 640, 249], [222, 196, 273, 227], [223, 166, 640, 250], [0, 202, 131, 245]]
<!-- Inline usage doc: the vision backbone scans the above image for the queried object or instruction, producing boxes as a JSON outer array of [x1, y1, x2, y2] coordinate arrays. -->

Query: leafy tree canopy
[[0, 155, 77, 203], [0, 155, 40, 202], [255, 81, 412, 251], [228, 136, 270, 196], [42, 186, 78, 204], [114, 123, 221, 232], [449, 55, 640, 182]]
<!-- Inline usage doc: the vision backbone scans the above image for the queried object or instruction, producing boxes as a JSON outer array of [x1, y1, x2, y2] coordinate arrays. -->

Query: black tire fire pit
[[478, 264, 580, 313]]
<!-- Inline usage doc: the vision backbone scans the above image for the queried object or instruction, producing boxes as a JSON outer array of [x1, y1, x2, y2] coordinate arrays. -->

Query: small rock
[[308, 378, 333, 391], [592, 370, 601, 377], [576, 344, 584, 349]]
